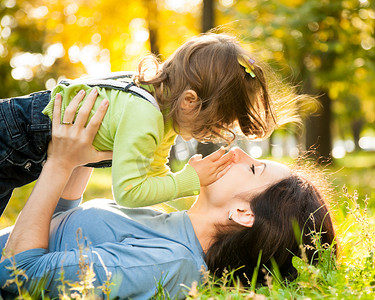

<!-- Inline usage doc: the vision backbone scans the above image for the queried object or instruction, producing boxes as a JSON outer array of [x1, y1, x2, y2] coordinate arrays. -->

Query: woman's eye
[[250, 164, 255, 174], [249, 164, 265, 175], [254, 165, 265, 175]]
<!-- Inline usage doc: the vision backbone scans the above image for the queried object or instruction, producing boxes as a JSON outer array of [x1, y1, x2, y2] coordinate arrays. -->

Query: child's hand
[[188, 147, 233, 186]]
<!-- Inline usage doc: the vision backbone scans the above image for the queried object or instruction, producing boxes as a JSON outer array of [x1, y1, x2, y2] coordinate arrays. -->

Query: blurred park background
[[0, 0, 375, 229]]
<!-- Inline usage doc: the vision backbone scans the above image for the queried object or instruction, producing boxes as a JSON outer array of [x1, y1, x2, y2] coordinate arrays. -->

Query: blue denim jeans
[[0, 91, 51, 216]]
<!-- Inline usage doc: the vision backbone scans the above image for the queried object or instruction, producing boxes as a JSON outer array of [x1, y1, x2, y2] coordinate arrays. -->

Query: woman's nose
[[232, 147, 261, 165], [232, 147, 249, 163]]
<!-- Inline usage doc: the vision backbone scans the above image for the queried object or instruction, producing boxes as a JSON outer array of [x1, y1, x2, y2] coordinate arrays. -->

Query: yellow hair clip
[[238, 56, 256, 78]]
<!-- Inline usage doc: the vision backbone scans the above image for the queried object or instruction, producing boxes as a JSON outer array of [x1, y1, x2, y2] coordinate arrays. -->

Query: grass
[[333, 151, 375, 206], [1, 151, 375, 298], [0, 168, 113, 229]]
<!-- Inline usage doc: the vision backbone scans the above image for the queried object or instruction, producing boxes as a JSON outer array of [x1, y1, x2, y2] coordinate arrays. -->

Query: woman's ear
[[231, 208, 255, 228], [180, 89, 198, 112]]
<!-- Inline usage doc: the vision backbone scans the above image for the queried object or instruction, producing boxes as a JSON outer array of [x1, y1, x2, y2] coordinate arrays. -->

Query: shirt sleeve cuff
[[53, 197, 82, 214], [173, 164, 200, 198], [0, 248, 47, 286]]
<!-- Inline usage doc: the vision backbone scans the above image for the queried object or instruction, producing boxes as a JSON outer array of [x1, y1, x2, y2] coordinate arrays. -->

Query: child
[[0, 33, 298, 216]]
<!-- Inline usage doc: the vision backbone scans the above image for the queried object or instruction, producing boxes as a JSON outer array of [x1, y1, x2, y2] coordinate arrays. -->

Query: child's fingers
[[214, 150, 234, 167], [63, 89, 86, 124], [188, 154, 202, 166], [207, 147, 226, 162], [190, 154, 203, 161], [216, 163, 232, 179], [216, 159, 232, 174], [85, 99, 109, 138], [52, 93, 62, 128], [74, 88, 98, 127]]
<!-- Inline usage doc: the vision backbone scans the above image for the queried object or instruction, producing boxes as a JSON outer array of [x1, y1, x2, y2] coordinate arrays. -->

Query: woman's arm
[[60, 166, 93, 200], [1, 89, 110, 261], [2, 158, 73, 255], [52, 166, 94, 214]]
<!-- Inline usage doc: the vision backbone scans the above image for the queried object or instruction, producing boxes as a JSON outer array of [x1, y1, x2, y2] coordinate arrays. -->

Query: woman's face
[[204, 148, 291, 207]]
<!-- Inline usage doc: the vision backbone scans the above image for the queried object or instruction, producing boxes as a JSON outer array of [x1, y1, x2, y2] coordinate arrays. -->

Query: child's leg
[[0, 91, 51, 216]]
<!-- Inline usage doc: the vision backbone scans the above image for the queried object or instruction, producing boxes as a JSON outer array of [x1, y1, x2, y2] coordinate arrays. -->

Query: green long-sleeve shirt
[[42, 83, 200, 207]]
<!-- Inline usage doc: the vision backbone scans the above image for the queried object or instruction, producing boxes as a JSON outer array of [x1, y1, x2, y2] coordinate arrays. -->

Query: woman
[[0, 92, 336, 299]]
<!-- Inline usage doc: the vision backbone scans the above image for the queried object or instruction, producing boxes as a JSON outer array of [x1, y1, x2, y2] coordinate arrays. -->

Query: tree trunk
[[202, 0, 215, 32], [351, 119, 363, 151], [305, 91, 332, 161], [144, 0, 159, 55], [195, 0, 217, 156], [197, 142, 220, 157]]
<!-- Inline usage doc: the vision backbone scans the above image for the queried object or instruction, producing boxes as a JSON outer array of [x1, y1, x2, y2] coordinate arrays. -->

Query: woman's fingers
[[85, 99, 109, 139], [62, 90, 86, 124], [74, 88, 98, 127], [52, 93, 62, 128], [48, 89, 109, 168]]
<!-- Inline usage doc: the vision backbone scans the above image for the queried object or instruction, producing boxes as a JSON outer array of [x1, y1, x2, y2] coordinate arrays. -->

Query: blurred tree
[[0, 0, 60, 97], [203, 0, 215, 32], [1, 0, 201, 96], [4, 0, 374, 161], [198, 0, 221, 156], [144, 0, 160, 55], [224, 0, 375, 159]]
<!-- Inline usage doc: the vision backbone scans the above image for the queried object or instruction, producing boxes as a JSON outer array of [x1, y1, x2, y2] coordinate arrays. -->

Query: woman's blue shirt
[[0, 199, 206, 299]]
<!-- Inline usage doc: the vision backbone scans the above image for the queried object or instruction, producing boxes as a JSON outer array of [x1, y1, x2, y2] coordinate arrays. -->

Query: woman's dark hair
[[205, 174, 337, 285]]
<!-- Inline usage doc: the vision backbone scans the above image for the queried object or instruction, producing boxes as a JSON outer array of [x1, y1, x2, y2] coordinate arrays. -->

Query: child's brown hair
[[135, 33, 302, 143]]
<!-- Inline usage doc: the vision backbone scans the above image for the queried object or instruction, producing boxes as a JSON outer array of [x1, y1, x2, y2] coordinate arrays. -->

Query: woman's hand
[[1, 88, 111, 259], [188, 147, 233, 186], [47, 88, 112, 170]]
